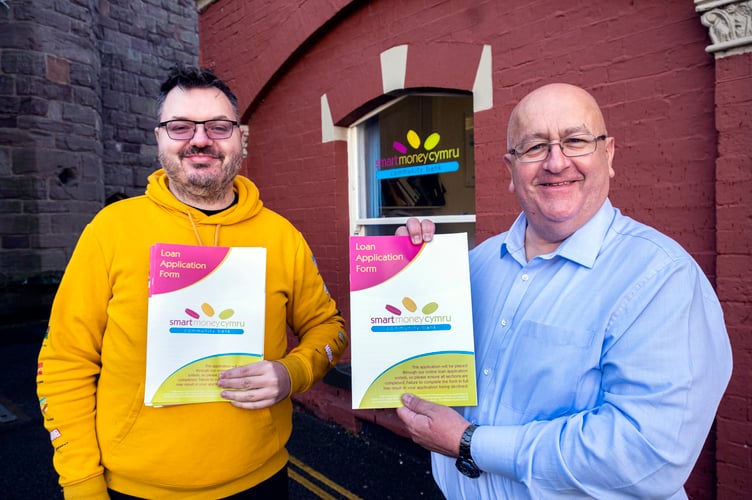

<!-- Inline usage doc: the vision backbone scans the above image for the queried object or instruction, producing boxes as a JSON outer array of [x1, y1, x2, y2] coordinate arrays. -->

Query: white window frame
[[347, 95, 476, 236]]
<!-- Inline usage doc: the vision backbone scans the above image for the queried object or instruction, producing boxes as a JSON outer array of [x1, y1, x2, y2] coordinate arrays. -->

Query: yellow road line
[[288, 467, 337, 500], [289, 455, 364, 500]]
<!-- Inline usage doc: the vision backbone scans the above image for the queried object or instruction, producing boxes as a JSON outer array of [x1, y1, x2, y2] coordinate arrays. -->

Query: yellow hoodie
[[37, 169, 347, 499]]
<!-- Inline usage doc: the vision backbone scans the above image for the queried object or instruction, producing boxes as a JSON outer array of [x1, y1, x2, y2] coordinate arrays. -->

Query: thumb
[[401, 393, 430, 413]]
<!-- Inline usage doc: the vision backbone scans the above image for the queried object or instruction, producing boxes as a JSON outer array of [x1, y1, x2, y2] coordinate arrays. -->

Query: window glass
[[350, 94, 475, 245]]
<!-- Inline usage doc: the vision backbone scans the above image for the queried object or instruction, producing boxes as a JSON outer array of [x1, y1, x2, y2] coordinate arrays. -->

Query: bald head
[[507, 83, 608, 149], [502, 83, 616, 252]]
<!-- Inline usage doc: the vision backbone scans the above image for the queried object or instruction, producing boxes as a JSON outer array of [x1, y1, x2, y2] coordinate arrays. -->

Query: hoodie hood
[[144, 169, 264, 245]]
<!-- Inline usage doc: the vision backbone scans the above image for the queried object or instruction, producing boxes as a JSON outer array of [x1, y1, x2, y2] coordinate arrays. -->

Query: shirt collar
[[500, 199, 615, 268], [499, 212, 528, 265]]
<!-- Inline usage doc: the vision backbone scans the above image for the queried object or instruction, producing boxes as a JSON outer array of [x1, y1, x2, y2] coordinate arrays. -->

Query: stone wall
[[0, 0, 199, 323]]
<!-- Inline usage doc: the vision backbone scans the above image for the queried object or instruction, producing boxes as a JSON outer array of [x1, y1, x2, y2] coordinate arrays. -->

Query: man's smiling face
[[155, 86, 243, 208], [503, 83, 615, 246]]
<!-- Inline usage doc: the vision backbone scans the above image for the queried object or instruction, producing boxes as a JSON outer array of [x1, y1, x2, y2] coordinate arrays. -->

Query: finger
[[226, 396, 274, 410], [217, 375, 257, 390], [219, 362, 264, 380], [401, 393, 434, 414], [395, 218, 419, 238], [220, 386, 257, 401], [419, 219, 435, 242], [404, 218, 425, 244], [221, 387, 272, 406], [395, 404, 415, 423]]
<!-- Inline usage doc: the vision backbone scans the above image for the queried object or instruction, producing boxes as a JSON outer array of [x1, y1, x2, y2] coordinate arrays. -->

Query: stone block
[[62, 102, 97, 125], [39, 248, 72, 271], [12, 148, 79, 175], [15, 77, 72, 101], [55, 0, 91, 22], [72, 86, 99, 108], [0, 24, 35, 51], [0, 177, 35, 199], [79, 160, 104, 181], [1, 50, 46, 76], [46, 55, 70, 85], [129, 95, 153, 116], [16, 116, 68, 134], [19, 97, 49, 116], [69, 63, 97, 89], [106, 109, 138, 128], [0, 116, 17, 128], [55, 44, 97, 66], [0, 96, 20, 115], [118, 127, 151, 144], [2, 234, 30, 249], [45, 101, 63, 121], [31, 233, 79, 249], [50, 176, 104, 203], [0, 148, 8, 175], [0, 196, 22, 212], [62, 135, 101, 154], [0, 214, 38, 233], [0, 250, 40, 275], [49, 212, 93, 235], [22, 200, 70, 214], [68, 122, 98, 139], [0, 74, 14, 94]]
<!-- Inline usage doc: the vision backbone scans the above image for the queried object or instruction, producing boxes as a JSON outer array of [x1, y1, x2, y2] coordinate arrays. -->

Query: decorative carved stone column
[[696, 0, 752, 57]]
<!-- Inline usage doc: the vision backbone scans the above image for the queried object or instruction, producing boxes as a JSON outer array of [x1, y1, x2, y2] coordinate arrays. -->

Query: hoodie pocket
[[108, 381, 145, 446]]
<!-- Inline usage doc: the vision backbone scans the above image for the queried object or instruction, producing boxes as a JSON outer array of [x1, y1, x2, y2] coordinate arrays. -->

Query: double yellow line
[[288, 455, 363, 499]]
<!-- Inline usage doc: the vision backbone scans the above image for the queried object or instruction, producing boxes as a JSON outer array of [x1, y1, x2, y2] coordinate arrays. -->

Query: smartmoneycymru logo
[[375, 129, 461, 178], [369, 296, 452, 332], [167, 302, 246, 334]]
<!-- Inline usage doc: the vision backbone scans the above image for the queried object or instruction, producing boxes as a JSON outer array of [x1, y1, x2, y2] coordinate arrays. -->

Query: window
[[348, 94, 475, 245]]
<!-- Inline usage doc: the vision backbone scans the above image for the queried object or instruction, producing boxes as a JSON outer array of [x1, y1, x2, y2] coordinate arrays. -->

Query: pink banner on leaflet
[[150, 244, 230, 295], [349, 236, 423, 291]]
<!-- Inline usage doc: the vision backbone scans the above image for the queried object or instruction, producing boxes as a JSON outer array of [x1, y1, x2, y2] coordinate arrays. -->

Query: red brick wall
[[200, 0, 750, 496], [714, 52, 752, 499]]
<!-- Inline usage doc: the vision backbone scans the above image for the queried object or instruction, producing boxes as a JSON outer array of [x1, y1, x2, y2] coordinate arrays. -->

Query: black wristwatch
[[455, 424, 482, 478]]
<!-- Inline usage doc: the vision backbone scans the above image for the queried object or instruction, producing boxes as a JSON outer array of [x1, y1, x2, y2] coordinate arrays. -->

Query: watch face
[[455, 458, 482, 478]]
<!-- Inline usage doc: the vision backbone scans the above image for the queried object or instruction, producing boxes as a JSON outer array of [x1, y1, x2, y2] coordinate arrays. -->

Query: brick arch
[[321, 42, 492, 141], [200, 0, 359, 122]]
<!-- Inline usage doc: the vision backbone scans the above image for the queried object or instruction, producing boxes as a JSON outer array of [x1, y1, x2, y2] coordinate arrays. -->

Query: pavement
[[0, 321, 444, 499]]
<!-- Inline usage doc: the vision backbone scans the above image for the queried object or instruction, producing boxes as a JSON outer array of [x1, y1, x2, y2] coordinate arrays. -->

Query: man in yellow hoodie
[[37, 65, 348, 499]]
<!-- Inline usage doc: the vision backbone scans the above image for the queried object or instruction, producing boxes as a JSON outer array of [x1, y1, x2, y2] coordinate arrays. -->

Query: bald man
[[396, 84, 732, 499]]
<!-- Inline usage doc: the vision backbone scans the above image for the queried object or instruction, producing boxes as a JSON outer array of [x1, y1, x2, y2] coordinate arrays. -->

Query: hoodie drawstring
[[186, 210, 221, 246]]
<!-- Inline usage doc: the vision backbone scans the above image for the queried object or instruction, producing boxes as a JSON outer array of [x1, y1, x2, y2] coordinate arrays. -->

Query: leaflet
[[145, 243, 266, 406], [349, 233, 477, 409]]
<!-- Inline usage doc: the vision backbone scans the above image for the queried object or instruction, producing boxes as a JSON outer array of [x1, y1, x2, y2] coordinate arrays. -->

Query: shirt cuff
[[472, 424, 520, 479], [276, 354, 310, 395]]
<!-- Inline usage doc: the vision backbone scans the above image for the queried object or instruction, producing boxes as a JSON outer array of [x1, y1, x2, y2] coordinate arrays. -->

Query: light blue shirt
[[433, 199, 732, 499]]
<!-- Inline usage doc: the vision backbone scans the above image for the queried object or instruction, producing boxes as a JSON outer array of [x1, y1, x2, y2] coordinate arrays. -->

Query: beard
[[159, 145, 243, 206]]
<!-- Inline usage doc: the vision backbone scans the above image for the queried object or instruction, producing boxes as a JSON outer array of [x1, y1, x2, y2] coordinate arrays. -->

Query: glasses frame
[[508, 134, 608, 163], [158, 119, 240, 141]]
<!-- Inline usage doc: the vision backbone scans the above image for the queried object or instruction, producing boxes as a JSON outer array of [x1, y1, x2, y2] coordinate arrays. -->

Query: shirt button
[[521, 274, 529, 281], [483, 368, 490, 376], [501, 319, 508, 327]]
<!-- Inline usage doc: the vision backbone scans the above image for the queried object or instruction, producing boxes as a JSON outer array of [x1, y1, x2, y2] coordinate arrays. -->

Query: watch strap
[[455, 424, 482, 478], [459, 424, 478, 460]]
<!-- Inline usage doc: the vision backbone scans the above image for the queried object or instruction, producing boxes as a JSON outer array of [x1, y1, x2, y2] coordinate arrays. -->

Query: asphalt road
[[0, 322, 444, 499]]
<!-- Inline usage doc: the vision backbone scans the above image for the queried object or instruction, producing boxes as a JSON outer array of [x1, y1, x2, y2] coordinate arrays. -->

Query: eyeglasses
[[158, 119, 239, 140], [508, 133, 607, 163]]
